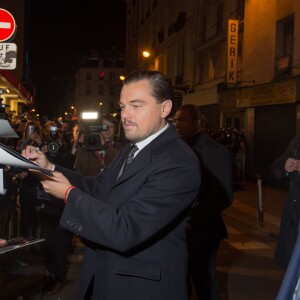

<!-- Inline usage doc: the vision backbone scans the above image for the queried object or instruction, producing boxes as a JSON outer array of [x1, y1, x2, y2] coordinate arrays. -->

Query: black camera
[[80, 111, 108, 151], [82, 124, 108, 151]]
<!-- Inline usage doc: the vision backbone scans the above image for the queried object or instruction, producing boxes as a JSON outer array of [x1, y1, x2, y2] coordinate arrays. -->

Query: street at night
[[0, 181, 287, 300]]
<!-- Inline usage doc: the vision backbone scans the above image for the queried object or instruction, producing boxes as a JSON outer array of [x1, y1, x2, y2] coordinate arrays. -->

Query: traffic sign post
[[0, 8, 16, 42]]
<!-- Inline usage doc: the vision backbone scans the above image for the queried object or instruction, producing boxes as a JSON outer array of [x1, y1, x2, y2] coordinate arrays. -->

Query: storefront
[[220, 77, 299, 183], [0, 70, 34, 118]]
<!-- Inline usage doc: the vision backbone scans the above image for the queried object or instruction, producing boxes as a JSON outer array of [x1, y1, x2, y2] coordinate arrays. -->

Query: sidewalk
[[217, 180, 287, 300], [1, 181, 288, 299], [229, 180, 286, 236]]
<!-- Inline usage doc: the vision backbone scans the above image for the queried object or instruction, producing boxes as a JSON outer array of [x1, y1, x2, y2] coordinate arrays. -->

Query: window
[[237, 0, 245, 21], [99, 70, 105, 80], [98, 84, 104, 95], [86, 72, 91, 80], [109, 84, 115, 95], [275, 14, 294, 74], [202, 14, 207, 43], [110, 71, 116, 81], [216, 3, 224, 34], [109, 100, 114, 111], [86, 85, 91, 95]]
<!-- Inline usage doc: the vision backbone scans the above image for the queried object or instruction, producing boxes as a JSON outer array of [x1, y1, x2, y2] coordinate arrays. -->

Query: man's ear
[[161, 100, 172, 118]]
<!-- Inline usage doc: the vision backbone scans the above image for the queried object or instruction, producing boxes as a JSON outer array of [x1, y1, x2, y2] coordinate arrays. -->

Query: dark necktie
[[123, 144, 138, 170]]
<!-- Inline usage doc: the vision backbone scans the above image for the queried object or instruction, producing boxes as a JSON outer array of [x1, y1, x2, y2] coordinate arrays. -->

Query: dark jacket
[[187, 132, 233, 251], [57, 126, 201, 300], [271, 136, 300, 269]]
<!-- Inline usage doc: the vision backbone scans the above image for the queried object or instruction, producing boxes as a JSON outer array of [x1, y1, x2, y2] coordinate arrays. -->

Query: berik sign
[[227, 19, 239, 84], [0, 8, 16, 42]]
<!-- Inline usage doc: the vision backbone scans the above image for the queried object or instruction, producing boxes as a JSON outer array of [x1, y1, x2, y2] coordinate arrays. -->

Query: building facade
[[0, 0, 34, 118], [125, 0, 300, 182], [74, 49, 125, 117]]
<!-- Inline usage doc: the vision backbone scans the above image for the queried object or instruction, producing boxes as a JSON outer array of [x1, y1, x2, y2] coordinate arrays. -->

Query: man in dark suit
[[174, 104, 233, 300], [22, 70, 201, 300]]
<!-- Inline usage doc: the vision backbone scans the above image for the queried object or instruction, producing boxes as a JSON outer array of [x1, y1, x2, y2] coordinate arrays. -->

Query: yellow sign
[[237, 79, 296, 107], [227, 20, 239, 83]]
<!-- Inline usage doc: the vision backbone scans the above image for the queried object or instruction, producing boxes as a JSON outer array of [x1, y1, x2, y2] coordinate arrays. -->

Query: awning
[[0, 70, 34, 103]]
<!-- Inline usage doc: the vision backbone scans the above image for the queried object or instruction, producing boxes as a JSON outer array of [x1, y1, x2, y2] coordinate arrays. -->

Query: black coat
[[271, 136, 300, 269], [187, 132, 233, 252], [57, 126, 201, 300]]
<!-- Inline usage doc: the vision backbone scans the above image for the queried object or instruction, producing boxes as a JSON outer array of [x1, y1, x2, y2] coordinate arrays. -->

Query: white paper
[[0, 119, 19, 138], [0, 168, 6, 195], [0, 143, 54, 177]]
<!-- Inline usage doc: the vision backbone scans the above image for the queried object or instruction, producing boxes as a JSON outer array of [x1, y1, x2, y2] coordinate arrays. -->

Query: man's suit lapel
[[116, 146, 151, 183], [113, 125, 179, 185]]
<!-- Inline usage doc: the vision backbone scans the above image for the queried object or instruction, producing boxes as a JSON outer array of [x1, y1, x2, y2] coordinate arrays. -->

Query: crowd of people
[[0, 111, 125, 295], [0, 71, 234, 299]]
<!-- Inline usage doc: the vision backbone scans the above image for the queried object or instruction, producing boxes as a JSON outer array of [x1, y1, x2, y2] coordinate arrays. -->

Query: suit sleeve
[[59, 149, 200, 253], [271, 136, 300, 180]]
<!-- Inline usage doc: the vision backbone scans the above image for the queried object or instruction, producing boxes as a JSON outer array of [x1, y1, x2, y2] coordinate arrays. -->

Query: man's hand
[[22, 145, 53, 170], [40, 172, 72, 200], [285, 158, 299, 173], [0, 239, 7, 247]]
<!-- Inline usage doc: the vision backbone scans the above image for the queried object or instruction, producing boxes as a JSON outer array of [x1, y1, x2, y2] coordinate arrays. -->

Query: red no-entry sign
[[0, 8, 16, 42]]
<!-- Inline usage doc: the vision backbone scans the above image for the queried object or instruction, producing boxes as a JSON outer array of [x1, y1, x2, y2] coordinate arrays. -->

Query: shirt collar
[[134, 122, 170, 153]]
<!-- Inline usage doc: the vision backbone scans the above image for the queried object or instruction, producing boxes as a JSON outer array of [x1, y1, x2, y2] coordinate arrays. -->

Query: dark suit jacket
[[187, 132, 233, 252], [276, 220, 300, 299], [57, 126, 201, 300]]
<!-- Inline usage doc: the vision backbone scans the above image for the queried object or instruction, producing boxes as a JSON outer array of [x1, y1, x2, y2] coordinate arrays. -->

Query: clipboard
[[0, 143, 54, 180]]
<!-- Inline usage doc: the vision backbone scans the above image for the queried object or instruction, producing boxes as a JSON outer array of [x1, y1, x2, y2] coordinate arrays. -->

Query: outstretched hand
[[22, 145, 53, 170], [22, 145, 73, 200], [40, 172, 72, 200]]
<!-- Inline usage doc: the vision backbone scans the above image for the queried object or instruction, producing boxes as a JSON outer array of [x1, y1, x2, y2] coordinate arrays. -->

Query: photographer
[[75, 114, 123, 176]]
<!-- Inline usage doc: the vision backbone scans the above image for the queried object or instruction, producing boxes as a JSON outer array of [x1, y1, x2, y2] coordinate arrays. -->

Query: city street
[[215, 182, 286, 300], [0, 181, 288, 300]]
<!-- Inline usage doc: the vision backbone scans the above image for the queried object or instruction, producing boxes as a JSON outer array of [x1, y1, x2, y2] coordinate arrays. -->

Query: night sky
[[28, 0, 127, 117]]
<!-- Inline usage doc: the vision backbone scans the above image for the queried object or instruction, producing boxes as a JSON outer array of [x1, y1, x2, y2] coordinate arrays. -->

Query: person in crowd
[[174, 104, 233, 300], [74, 114, 123, 175], [64, 122, 81, 169], [15, 119, 27, 139], [22, 70, 201, 300], [271, 136, 300, 270], [0, 239, 6, 246], [61, 122, 73, 152], [38, 121, 74, 295], [17, 120, 45, 238]]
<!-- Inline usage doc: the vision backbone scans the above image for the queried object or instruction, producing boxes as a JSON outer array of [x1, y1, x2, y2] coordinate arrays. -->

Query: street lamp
[[142, 51, 150, 58]]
